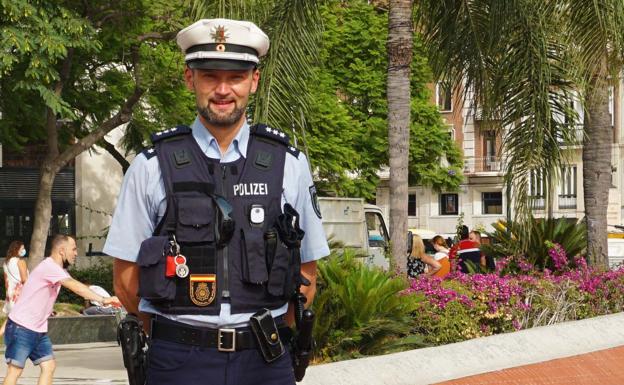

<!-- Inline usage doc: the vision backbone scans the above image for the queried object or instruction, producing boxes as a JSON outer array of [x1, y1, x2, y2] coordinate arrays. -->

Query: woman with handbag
[[1, 240, 29, 336]]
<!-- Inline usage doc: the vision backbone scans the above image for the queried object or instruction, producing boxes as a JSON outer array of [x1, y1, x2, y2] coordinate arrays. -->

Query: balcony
[[558, 194, 577, 210], [464, 156, 504, 174], [530, 197, 545, 210]]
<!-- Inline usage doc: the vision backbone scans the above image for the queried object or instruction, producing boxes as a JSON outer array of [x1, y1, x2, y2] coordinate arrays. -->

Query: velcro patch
[[254, 150, 273, 170], [173, 149, 192, 168]]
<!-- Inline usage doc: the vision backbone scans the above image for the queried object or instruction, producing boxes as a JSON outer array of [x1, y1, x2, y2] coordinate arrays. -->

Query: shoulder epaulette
[[141, 146, 157, 160], [150, 125, 192, 144], [251, 124, 290, 147], [286, 144, 301, 158]]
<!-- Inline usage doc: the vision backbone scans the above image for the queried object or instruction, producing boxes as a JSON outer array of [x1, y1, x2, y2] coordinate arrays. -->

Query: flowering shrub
[[313, 244, 624, 362], [405, 258, 624, 345]]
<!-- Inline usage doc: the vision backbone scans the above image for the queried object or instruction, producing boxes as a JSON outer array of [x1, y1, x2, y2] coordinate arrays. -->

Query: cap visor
[[187, 59, 256, 71]]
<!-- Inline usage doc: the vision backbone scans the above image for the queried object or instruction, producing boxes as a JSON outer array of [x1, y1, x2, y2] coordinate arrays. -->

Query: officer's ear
[[250, 68, 260, 94], [184, 66, 195, 91]]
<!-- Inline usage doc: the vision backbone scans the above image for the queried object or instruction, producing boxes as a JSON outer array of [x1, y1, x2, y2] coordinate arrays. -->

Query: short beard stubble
[[197, 101, 246, 128]]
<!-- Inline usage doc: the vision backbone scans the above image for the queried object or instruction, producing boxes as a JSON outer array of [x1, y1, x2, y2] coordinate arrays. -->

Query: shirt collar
[[190, 117, 250, 160]]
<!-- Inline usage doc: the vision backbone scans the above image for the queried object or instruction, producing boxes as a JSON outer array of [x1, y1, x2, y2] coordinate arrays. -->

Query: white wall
[[74, 125, 130, 267]]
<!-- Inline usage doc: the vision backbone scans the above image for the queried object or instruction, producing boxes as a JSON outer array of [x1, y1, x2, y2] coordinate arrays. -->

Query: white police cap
[[177, 18, 270, 70]]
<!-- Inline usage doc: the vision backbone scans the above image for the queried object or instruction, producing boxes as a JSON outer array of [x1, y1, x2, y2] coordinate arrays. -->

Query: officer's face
[[185, 67, 259, 130]]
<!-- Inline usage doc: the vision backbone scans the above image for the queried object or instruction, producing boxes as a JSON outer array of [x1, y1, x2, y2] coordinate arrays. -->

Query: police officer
[[104, 18, 329, 385]]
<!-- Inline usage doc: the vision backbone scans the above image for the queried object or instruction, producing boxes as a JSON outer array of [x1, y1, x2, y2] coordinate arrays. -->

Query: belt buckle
[[218, 328, 236, 352]]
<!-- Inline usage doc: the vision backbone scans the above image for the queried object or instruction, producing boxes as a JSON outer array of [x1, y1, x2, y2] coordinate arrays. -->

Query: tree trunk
[[387, 0, 413, 274], [583, 60, 611, 267], [29, 165, 59, 268]]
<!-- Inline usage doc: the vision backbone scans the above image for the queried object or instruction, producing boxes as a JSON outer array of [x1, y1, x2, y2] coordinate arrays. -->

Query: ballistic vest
[[141, 124, 301, 315]]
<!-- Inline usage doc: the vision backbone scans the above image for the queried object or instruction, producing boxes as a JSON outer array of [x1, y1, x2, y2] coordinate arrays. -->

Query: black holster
[[117, 314, 148, 385], [291, 293, 315, 382]]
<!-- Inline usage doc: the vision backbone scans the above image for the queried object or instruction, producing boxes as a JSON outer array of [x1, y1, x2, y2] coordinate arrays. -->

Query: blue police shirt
[[103, 117, 330, 327]]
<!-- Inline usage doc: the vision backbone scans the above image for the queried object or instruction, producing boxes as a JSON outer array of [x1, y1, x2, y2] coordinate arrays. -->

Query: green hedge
[[58, 260, 114, 305]]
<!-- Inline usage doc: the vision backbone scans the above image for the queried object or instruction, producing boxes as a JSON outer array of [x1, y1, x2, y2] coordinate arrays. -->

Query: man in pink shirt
[[3, 234, 120, 385]]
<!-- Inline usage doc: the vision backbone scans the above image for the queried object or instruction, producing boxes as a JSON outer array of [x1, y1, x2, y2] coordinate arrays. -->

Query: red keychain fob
[[166, 254, 176, 277]]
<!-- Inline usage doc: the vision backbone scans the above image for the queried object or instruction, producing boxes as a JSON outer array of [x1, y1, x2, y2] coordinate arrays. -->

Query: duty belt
[[151, 317, 291, 352]]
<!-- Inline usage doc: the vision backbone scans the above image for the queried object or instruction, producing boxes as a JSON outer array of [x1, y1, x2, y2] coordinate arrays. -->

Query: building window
[[483, 130, 500, 171], [440, 193, 458, 215], [529, 169, 546, 210], [0, 168, 75, 254], [482, 192, 503, 215], [408, 193, 417, 217], [559, 165, 577, 209], [436, 82, 452, 112]]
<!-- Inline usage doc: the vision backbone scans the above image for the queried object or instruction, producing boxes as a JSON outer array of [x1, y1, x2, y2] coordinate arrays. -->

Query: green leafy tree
[[312, 1, 462, 200], [191, 0, 462, 201], [0, 0, 193, 265]]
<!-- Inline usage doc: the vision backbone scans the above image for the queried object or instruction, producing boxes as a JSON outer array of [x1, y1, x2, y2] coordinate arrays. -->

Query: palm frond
[[417, 0, 578, 251]]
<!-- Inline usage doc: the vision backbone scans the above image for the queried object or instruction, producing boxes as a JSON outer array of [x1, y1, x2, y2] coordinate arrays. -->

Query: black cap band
[[186, 43, 259, 56], [187, 59, 256, 71]]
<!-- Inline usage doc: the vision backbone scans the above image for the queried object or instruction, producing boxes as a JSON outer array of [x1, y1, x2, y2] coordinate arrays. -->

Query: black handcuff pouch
[[250, 308, 285, 363]]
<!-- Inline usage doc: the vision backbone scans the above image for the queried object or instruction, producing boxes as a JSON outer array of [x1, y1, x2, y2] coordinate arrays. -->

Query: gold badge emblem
[[212, 26, 228, 43], [189, 274, 216, 307]]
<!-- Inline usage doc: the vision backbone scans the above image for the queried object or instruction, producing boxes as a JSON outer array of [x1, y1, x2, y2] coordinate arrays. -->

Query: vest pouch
[[137, 236, 175, 302], [266, 241, 292, 299], [175, 195, 215, 243], [240, 228, 269, 284]]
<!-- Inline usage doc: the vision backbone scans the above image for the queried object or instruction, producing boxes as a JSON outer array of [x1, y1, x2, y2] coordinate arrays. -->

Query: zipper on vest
[[220, 164, 230, 300]]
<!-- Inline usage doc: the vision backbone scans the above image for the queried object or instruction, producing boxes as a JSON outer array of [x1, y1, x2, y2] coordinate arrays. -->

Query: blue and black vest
[[136, 124, 303, 315]]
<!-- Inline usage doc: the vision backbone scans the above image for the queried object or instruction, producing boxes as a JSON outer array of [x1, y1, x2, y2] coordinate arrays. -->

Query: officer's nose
[[215, 81, 231, 96]]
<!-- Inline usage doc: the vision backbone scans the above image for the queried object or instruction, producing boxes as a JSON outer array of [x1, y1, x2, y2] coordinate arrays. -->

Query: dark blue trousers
[[146, 338, 296, 385]]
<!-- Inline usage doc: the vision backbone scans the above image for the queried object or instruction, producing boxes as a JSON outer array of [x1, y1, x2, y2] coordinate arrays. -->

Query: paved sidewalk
[[437, 345, 624, 385], [0, 342, 128, 384]]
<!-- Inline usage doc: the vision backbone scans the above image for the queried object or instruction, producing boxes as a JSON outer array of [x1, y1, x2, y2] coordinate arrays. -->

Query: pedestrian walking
[[3, 234, 120, 385], [1, 241, 29, 337]]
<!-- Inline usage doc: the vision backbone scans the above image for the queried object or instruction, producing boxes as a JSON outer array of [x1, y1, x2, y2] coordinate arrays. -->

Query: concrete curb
[[301, 312, 624, 385]]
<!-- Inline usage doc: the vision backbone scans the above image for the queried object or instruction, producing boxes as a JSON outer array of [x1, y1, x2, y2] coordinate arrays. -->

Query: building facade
[[0, 127, 126, 266], [376, 80, 624, 236]]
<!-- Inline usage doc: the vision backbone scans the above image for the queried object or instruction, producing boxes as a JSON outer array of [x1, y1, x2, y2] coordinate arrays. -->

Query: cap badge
[[212, 25, 229, 52]]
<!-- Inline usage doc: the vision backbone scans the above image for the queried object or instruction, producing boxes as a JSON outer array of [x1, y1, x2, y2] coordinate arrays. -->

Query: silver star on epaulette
[[171, 127, 177, 132], [279, 132, 286, 138], [265, 127, 272, 132], [271, 129, 279, 135], [289, 146, 296, 151], [155, 132, 163, 136], [147, 148, 154, 153]]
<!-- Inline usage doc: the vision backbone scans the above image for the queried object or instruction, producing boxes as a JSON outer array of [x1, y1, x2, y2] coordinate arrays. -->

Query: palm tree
[[416, 1, 624, 266], [387, 0, 414, 273], [567, 1, 624, 266]]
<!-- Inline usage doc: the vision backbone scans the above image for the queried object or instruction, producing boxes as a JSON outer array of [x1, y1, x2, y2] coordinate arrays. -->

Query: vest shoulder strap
[[150, 125, 192, 144]]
